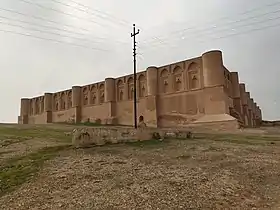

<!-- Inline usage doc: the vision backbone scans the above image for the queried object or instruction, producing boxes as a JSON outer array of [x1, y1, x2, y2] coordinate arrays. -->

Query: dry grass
[[0, 124, 280, 209]]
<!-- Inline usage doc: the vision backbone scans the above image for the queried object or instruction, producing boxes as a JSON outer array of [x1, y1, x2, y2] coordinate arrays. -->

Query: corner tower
[[202, 50, 228, 114]]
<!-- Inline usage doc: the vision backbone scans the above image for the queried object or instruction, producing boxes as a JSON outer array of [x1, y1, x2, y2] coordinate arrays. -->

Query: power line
[[17, 0, 109, 28], [0, 13, 129, 45], [140, 8, 280, 49], [0, 15, 100, 44], [0, 20, 106, 46], [48, 0, 131, 28], [142, 1, 280, 44], [142, 9, 280, 47], [139, 18, 280, 54], [0, 28, 111, 52], [0, 7, 92, 33], [66, 0, 132, 26], [0, 7, 130, 44], [141, 1, 280, 44]]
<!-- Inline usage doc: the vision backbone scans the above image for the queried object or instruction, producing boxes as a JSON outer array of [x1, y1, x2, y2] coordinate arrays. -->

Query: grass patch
[[0, 151, 14, 156], [197, 133, 280, 145], [125, 139, 168, 148], [0, 127, 71, 143], [0, 135, 33, 146], [0, 139, 20, 147], [0, 145, 71, 196]]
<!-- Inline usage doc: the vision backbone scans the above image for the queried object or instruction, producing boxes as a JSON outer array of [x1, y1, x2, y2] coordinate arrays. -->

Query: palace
[[18, 50, 262, 129]]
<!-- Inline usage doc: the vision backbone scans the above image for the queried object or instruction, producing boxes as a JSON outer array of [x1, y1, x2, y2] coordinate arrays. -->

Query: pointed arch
[[138, 74, 146, 97], [99, 83, 105, 103], [53, 94, 59, 111], [40, 96, 44, 113], [82, 86, 89, 106], [61, 92, 66, 110], [173, 66, 182, 74], [34, 98, 39, 115], [117, 80, 123, 86], [160, 69, 168, 77], [187, 62, 200, 90], [117, 80, 124, 101], [67, 90, 72, 109], [173, 66, 183, 91], [127, 77, 134, 100], [89, 85, 97, 105], [188, 62, 199, 71], [160, 69, 169, 93]]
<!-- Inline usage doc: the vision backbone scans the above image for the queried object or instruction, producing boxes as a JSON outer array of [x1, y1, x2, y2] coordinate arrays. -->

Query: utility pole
[[131, 24, 140, 129]]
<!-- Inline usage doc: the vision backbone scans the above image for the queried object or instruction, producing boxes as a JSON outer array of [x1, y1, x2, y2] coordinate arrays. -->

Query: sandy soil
[[1, 127, 280, 210]]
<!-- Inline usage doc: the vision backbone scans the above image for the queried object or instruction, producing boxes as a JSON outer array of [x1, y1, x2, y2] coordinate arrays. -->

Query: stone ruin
[[71, 126, 193, 148]]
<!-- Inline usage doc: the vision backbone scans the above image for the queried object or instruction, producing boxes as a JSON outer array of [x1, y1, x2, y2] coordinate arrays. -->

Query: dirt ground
[[0, 124, 280, 210]]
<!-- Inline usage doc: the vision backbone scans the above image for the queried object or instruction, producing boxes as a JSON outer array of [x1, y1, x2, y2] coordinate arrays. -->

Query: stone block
[[71, 126, 195, 149], [72, 128, 95, 148]]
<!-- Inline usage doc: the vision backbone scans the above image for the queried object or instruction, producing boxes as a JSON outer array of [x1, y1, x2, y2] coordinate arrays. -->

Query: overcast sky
[[0, 0, 279, 122]]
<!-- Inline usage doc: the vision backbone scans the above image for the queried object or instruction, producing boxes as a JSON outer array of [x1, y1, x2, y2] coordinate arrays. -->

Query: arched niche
[[89, 85, 97, 105], [82, 86, 89, 106], [40, 96, 44, 113], [99, 83, 105, 103], [224, 71, 231, 90], [160, 69, 169, 93], [60, 92, 66, 110], [138, 74, 146, 97], [187, 62, 200, 90], [53, 94, 59, 111], [173, 66, 183, 91], [34, 98, 40, 115], [127, 77, 134, 100], [117, 79, 124, 101], [67, 91, 72, 109]]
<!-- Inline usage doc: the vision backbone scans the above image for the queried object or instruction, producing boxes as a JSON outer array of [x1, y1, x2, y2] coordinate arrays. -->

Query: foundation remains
[[18, 50, 262, 129]]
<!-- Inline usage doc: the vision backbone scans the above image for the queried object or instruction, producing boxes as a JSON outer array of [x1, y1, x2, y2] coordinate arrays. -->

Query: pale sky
[[0, 0, 279, 122]]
